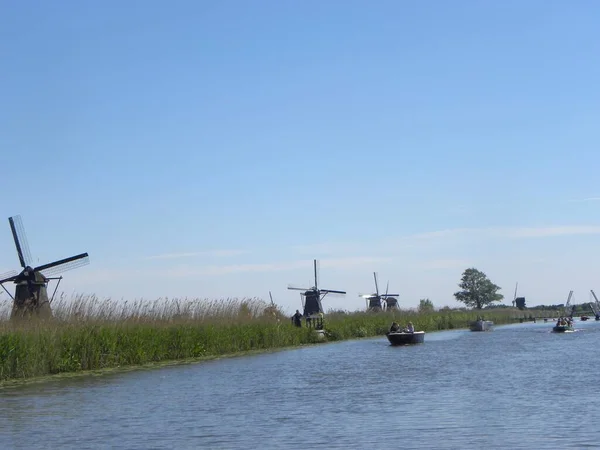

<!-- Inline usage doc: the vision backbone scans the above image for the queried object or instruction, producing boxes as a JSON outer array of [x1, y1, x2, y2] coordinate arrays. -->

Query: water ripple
[[2, 321, 600, 449]]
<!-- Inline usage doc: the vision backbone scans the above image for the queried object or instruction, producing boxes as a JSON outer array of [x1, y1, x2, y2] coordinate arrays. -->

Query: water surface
[[2, 320, 600, 449]]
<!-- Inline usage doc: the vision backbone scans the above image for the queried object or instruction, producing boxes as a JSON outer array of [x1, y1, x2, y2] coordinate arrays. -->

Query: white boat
[[469, 319, 494, 332]]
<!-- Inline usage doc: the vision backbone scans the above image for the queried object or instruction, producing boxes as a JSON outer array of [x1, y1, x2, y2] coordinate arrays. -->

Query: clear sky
[[1, 1, 600, 314]]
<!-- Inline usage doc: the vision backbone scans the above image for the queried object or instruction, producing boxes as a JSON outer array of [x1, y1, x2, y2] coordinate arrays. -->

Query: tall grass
[[0, 294, 553, 382], [0, 293, 278, 323]]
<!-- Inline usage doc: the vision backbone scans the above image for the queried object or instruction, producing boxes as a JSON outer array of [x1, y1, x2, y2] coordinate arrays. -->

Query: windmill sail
[[591, 290, 600, 317], [36, 253, 90, 277], [9, 215, 33, 268], [0, 270, 18, 284]]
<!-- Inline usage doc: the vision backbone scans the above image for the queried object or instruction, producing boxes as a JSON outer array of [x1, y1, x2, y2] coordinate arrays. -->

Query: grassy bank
[[0, 296, 550, 383]]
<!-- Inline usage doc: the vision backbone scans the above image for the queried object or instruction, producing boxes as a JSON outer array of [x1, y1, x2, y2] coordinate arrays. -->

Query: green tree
[[418, 298, 435, 313], [454, 268, 503, 309]]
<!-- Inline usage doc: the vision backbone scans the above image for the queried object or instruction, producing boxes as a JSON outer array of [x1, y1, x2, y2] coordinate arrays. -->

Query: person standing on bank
[[291, 310, 302, 327]]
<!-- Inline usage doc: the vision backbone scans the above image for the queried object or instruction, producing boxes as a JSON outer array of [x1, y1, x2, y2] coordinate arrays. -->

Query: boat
[[386, 331, 425, 345], [552, 323, 574, 333], [469, 319, 494, 332], [552, 291, 576, 333]]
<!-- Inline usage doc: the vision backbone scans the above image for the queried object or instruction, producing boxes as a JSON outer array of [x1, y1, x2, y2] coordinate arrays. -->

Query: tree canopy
[[418, 298, 435, 313], [453, 268, 503, 309]]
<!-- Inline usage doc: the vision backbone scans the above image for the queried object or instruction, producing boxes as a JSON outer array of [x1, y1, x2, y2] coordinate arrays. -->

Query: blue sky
[[1, 1, 600, 313]]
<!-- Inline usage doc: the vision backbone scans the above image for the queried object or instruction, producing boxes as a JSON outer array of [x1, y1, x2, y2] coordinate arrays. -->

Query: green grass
[[0, 295, 556, 383]]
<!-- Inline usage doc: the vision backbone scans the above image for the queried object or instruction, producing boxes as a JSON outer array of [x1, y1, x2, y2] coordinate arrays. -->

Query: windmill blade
[[385, 281, 389, 298], [313, 259, 319, 290], [320, 289, 346, 294], [373, 272, 379, 297], [269, 291, 274, 306], [8, 215, 33, 268], [0, 271, 18, 284], [288, 285, 310, 291], [1, 270, 18, 280], [381, 294, 400, 297], [359, 293, 377, 298], [36, 253, 89, 277]]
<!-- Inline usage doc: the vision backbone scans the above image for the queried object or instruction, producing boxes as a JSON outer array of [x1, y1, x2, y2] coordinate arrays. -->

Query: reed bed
[[0, 293, 279, 323], [0, 294, 549, 382]]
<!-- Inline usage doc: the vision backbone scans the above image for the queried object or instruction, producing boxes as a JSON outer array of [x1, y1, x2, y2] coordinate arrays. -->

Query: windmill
[[562, 290, 575, 318], [264, 290, 280, 321], [287, 259, 346, 320], [0, 215, 90, 320], [590, 290, 600, 321], [359, 272, 399, 312], [513, 282, 526, 310]]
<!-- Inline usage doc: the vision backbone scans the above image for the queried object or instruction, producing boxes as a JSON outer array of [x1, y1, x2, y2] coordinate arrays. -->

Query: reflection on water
[[2, 321, 600, 449]]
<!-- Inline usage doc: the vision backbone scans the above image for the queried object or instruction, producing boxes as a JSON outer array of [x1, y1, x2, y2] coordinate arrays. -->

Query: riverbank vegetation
[[0, 295, 556, 382]]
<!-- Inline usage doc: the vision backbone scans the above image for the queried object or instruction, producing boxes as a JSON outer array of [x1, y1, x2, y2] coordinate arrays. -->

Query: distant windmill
[[0, 215, 90, 320], [287, 259, 346, 318], [359, 272, 399, 311], [513, 282, 526, 310], [263, 290, 280, 321], [590, 290, 600, 321]]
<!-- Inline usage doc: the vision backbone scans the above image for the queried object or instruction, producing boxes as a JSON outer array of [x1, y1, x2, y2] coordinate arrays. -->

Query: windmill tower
[[287, 259, 346, 322], [383, 293, 399, 311], [0, 215, 90, 320], [359, 272, 400, 312], [264, 291, 280, 321], [512, 282, 526, 309]]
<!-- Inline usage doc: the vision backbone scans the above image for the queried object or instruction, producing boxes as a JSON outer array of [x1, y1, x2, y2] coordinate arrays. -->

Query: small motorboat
[[552, 324, 574, 333], [552, 317, 574, 333], [469, 319, 494, 332], [386, 331, 425, 345]]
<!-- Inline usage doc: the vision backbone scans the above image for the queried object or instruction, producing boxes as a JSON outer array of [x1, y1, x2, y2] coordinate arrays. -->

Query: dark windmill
[[0, 215, 90, 320], [359, 272, 399, 312], [287, 259, 346, 328], [511, 282, 526, 310], [383, 293, 399, 311]]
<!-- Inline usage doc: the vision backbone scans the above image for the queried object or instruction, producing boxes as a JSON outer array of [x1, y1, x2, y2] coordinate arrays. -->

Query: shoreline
[[0, 310, 548, 389], [0, 345, 309, 390], [0, 316, 538, 388]]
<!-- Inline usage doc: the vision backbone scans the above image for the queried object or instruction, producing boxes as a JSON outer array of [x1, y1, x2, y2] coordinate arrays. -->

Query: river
[[1, 320, 600, 449]]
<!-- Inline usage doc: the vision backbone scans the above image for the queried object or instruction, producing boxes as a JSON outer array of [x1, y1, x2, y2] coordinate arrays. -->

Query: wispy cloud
[[290, 242, 363, 255], [528, 257, 549, 264], [400, 225, 600, 241], [145, 249, 248, 260], [416, 259, 472, 270], [569, 197, 600, 202], [290, 225, 600, 257], [402, 228, 473, 241], [64, 267, 142, 284], [320, 256, 392, 268], [164, 256, 391, 278], [492, 225, 600, 238]]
